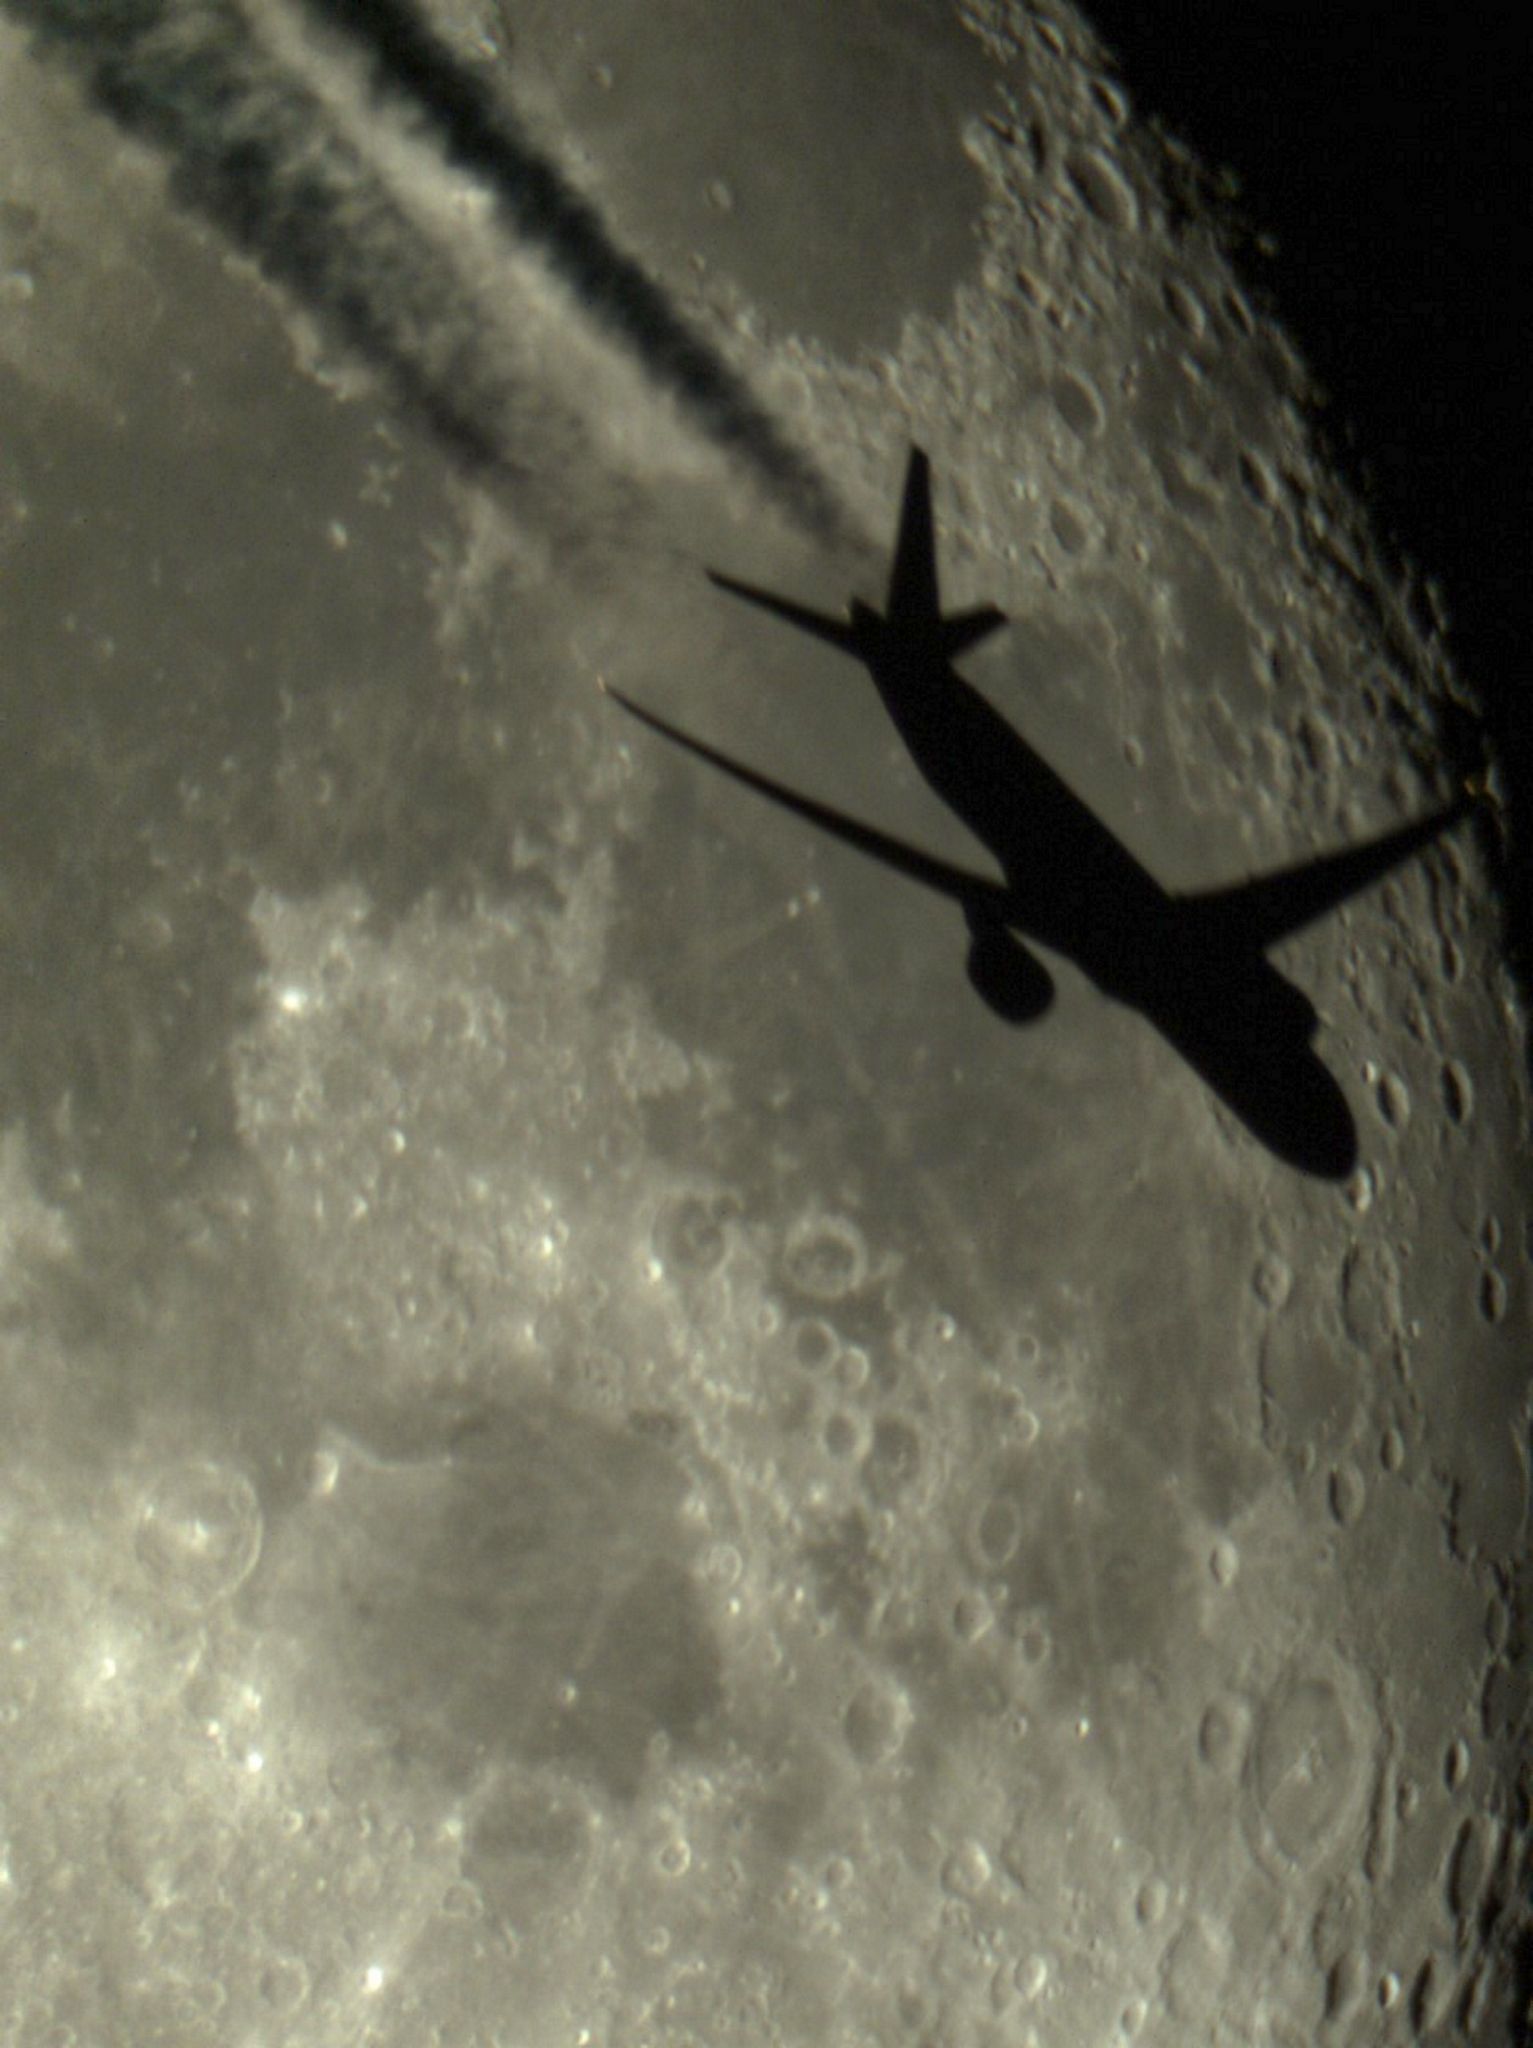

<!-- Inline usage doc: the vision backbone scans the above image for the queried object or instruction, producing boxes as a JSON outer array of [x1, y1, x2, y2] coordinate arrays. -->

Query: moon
[[0, 2, 1527, 2045]]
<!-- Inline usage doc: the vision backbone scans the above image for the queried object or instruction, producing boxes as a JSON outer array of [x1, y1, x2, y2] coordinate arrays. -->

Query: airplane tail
[[709, 444, 1008, 665]]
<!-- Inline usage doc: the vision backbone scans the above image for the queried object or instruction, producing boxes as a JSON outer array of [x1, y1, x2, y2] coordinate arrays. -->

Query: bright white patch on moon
[[0, 2, 1527, 2046]]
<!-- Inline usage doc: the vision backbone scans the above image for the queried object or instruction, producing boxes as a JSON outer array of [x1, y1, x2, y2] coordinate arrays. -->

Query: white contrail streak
[[3, 0, 849, 541]]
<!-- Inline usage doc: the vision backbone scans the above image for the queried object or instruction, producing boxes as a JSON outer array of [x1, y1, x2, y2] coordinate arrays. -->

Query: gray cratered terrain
[[0, 3, 1528, 2046]]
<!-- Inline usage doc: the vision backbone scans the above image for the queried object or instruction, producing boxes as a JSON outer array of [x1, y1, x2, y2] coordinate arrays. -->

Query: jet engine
[[964, 912, 1054, 1024]]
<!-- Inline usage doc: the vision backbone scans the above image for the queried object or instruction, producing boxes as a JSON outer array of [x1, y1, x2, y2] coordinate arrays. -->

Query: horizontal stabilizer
[[705, 569, 864, 659], [1184, 794, 1475, 949], [602, 684, 1011, 915], [940, 605, 1009, 660]]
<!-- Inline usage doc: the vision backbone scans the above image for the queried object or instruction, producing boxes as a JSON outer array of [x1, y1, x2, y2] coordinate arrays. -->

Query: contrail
[[6, 0, 527, 479], [3, 0, 849, 541], [296, 0, 848, 540]]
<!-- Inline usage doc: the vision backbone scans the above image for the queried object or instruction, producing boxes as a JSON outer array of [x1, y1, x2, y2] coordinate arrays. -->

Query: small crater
[[1221, 287, 1256, 337], [1064, 147, 1139, 231], [1477, 1268, 1508, 1324], [835, 1345, 871, 1395], [1251, 1253, 1292, 1310], [135, 1459, 263, 1611], [1380, 1425, 1405, 1473], [782, 1212, 868, 1302], [700, 1542, 742, 1590], [258, 1957, 311, 2016], [823, 1411, 862, 1460], [940, 1838, 992, 1900], [973, 1493, 1023, 1568], [1197, 1700, 1240, 1771], [952, 1592, 994, 1643], [861, 1416, 922, 1505], [1340, 1239, 1401, 1350], [1446, 1815, 1489, 1919], [1049, 497, 1089, 554], [1312, 1878, 1362, 1967], [1251, 1670, 1362, 1862], [1135, 1877, 1169, 1926], [1208, 1537, 1239, 1587], [1018, 1618, 1051, 1666], [1238, 449, 1278, 508], [1328, 1462, 1367, 1527], [1411, 1954, 1453, 2034], [791, 1317, 840, 1371], [1485, 1592, 1510, 1655], [1324, 1949, 1366, 2022], [1088, 76, 1129, 127], [1440, 1058, 1474, 1126], [1162, 276, 1206, 337], [1014, 1954, 1049, 2001], [843, 1676, 912, 1764], [654, 1190, 738, 1276], [1444, 1735, 1470, 1792], [1375, 1072, 1411, 1130], [1052, 370, 1105, 438]]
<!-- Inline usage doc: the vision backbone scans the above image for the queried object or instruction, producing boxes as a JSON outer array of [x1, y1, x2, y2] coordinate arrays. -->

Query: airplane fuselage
[[857, 626, 1350, 1150], [860, 622, 1179, 992]]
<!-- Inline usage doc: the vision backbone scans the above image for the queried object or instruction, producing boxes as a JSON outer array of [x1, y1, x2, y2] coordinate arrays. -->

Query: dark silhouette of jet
[[604, 446, 1479, 1179]]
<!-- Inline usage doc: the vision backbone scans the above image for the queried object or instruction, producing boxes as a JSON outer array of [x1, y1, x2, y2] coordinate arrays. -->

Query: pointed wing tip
[[597, 678, 644, 721]]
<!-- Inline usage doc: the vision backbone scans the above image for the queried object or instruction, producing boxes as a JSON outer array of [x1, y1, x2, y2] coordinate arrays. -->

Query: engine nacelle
[[964, 918, 1054, 1024]]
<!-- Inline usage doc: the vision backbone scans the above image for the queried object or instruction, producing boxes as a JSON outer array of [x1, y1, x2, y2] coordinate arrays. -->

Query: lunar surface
[[0, 3, 1528, 2046]]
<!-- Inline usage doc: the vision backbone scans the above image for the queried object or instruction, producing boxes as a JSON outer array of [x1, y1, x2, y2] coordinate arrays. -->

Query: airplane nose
[[1174, 1015, 1360, 1179], [1277, 1056, 1359, 1187], [1263, 1047, 1359, 1181]]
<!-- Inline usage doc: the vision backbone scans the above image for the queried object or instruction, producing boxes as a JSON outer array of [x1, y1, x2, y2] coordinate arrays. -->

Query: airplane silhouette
[[604, 446, 1478, 1179]]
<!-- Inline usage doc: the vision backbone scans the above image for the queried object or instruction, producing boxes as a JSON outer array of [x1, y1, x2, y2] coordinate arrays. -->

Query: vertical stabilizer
[[885, 446, 940, 626]]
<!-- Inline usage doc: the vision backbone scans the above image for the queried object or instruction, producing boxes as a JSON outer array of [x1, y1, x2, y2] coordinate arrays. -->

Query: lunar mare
[[0, 4, 1527, 2048]]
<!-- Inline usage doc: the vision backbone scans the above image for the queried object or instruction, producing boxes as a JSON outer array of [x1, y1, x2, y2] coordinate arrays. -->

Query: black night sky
[[1082, 2, 1531, 1016]]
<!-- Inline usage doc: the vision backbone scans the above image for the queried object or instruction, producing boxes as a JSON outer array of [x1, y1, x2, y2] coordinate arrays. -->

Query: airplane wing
[[1181, 793, 1476, 949], [705, 569, 864, 659], [602, 684, 1013, 914], [886, 445, 939, 624]]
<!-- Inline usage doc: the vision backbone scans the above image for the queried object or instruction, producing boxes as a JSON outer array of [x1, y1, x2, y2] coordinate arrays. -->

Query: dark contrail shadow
[[297, 0, 849, 541], [5, 0, 848, 543], [7, 0, 525, 481]]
